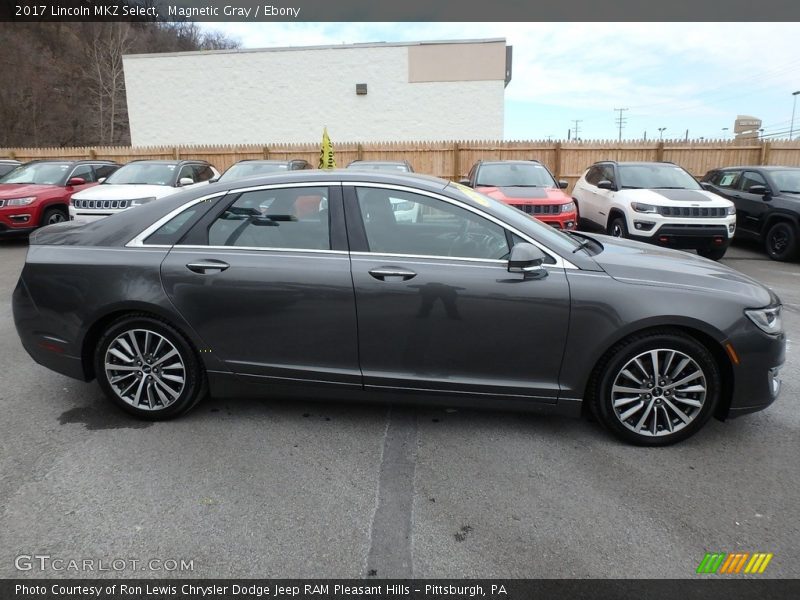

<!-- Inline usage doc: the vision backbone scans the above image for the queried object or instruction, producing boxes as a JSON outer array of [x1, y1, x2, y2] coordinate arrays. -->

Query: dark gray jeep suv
[[12, 171, 784, 445]]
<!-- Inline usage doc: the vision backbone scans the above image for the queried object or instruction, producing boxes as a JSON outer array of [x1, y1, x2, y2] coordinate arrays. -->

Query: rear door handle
[[368, 268, 417, 281], [186, 260, 230, 274]]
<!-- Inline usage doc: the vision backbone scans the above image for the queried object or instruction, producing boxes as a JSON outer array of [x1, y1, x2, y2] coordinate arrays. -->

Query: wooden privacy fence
[[2, 140, 800, 191]]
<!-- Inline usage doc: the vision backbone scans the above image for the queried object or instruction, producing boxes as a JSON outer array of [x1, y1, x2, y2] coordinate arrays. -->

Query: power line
[[614, 108, 628, 141]]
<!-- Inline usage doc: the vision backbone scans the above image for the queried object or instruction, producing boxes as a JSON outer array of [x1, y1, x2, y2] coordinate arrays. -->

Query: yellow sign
[[451, 182, 492, 207], [319, 127, 336, 170]]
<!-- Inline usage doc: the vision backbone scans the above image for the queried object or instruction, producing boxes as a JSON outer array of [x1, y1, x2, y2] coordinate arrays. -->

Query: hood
[[476, 185, 570, 204], [586, 234, 774, 306], [0, 183, 59, 198], [623, 188, 732, 207], [71, 184, 178, 201]]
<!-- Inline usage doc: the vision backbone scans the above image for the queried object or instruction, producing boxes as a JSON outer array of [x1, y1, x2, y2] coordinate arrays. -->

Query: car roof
[[347, 160, 408, 166], [477, 160, 544, 166], [0, 159, 20, 163], [127, 159, 209, 165], [24, 159, 118, 165], [229, 159, 298, 165], [596, 161, 678, 167], [712, 165, 799, 171]]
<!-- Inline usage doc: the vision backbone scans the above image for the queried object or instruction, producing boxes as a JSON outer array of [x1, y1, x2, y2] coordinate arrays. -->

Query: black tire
[[697, 247, 728, 261], [41, 206, 67, 227], [94, 314, 207, 420], [608, 215, 628, 238], [588, 329, 720, 446], [764, 221, 798, 262]]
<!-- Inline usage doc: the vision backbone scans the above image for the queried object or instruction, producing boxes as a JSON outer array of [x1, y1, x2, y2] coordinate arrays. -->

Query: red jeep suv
[[0, 160, 119, 237], [462, 160, 577, 230]]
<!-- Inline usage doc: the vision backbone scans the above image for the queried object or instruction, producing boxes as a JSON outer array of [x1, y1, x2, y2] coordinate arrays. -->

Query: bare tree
[[88, 23, 132, 144]]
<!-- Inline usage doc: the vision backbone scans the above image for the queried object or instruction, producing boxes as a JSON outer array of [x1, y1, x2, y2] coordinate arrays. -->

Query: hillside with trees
[[0, 22, 239, 148]]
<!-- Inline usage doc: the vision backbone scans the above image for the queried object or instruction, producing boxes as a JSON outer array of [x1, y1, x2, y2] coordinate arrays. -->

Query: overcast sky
[[201, 22, 800, 141]]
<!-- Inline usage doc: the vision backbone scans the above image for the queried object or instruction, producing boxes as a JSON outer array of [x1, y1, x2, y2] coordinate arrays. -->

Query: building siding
[[123, 43, 505, 145]]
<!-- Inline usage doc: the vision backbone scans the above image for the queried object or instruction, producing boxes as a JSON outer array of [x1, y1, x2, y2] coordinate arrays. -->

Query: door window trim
[[343, 181, 577, 269]]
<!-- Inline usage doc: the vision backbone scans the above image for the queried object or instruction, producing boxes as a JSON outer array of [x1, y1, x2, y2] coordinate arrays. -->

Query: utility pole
[[791, 91, 800, 140], [571, 119, 582, 142], [685, 129, 689, 142], [614, 107, 628, 141]]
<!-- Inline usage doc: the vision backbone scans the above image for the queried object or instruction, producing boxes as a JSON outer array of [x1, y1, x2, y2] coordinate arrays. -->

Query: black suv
[[701, 166, 800, 261]]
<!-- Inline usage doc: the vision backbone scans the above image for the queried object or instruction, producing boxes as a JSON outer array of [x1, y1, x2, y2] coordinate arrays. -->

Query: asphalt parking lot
[[0, 238, 798, 579]]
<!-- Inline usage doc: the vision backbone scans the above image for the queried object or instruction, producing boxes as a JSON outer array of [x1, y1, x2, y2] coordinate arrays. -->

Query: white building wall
[[123, 45, 505, 145]]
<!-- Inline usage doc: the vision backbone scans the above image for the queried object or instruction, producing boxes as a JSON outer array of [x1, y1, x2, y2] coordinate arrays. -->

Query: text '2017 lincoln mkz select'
[[13, 171, 784, 445]]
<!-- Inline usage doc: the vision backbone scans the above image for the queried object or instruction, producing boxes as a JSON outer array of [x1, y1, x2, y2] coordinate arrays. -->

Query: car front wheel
[[764, 221, 798, 261], [94, 315, 206, 419], [608, 216, 628, 238], [590, 330, 720, 446]]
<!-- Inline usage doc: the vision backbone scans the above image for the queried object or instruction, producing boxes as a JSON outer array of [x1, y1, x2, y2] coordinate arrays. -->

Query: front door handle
[[368, 268, 417, 281], [186, 260, 230, 274]]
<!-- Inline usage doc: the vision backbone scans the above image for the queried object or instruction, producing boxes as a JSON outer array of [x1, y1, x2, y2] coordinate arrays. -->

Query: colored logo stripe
[[697, 552, 773, 574]]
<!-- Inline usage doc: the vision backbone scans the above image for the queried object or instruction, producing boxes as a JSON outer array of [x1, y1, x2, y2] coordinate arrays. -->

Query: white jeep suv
[[69, 160, 219, 223], [572, 161, 736, 260]]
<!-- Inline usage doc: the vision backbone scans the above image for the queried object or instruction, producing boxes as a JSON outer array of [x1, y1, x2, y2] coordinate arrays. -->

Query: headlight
[[561, 201, 576, 213], [726, 206, 736, 215], [5, 197, 36, 206], [745, 305, 783, 335], [129, 197, 157, 208], [632, 202, 657, 213]]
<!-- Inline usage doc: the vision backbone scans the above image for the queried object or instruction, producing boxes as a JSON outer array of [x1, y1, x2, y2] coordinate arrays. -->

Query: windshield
[[104, 163, 177, 186], [771, 169, 800, 193], [219, 162, 288, 181], [0, 162, 72, 185], [475, 163, 556, 188], [618, 164, 702, 190], [348, 162, 410, 172]]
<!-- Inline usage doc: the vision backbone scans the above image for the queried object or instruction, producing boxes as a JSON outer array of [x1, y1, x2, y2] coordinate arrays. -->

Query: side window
[[356, 187, 510, 260], [193, 165, 215, 182], [207, 186, 329, 250], [585, 166, 602, 186], [601, 165, 616, 185], [177, 165, 196, 184], [739, 171, 767, 193], [715, 171, 739, 188], [69, 164, 96, 183], [144, 206, 203, 245], [467, 163, 477, 184], [94, 164, 117, 180]]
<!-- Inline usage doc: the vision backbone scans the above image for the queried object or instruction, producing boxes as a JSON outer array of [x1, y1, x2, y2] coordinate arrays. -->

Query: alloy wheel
[[104, 328, 186, 411], [610, 348, 707, 437], [47, 212, 66, 224], [768, 228, 788, 255]]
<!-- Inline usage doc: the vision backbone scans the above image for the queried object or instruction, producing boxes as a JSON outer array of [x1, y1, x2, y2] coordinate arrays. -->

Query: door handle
[[368, 268, 417, 281], [186, 260, 230, 274]]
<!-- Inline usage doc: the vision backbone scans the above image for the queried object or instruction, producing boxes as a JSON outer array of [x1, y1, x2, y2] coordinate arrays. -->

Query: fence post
[[453, 142, 460, 181], [554, 142, 562, 179], [89, 148, 97, 160], [760, 141, 771, 165], [173, 147, 179, 159], [263, 146, 270, 159], [656, 141, 665, 162], [357, 143, 363, 160]]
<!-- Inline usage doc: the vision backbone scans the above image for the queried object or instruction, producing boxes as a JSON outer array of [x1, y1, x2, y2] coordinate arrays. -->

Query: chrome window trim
[[126, 194, 227, 247], [173, 245, 348, 256], [344, 181, 577, 269]]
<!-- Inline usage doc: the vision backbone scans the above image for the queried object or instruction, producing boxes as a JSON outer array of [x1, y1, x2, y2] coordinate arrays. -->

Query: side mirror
[[747, 184, 768, 195], [67, 177, 86, 187], [458, 178, 471, 187], [508, 243, 548, 276], [178, 177, 195, 187], [558, 180, 569, 189], [597, 180, 616, 191], [97, 177, 106, 184]]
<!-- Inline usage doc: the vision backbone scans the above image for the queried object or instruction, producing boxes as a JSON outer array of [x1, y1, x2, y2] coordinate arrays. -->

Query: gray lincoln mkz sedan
[[13, 171, 784, 445]]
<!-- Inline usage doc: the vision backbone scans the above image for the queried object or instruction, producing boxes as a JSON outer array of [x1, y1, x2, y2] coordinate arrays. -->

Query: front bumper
[[630, 223, 732, 250], [724, 322, 785, 418], [68, 205, 116, 223], [0, 209, 38, 235]]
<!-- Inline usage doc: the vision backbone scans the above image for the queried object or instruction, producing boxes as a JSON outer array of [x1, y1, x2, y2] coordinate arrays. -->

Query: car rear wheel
[[41, 207, 67, 226], [764, 221, 798, 261], [697, 247, 727, 261], [590, 330, 720, 446], [94, 315, 206, 419], [608, 216, 628, 238]]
